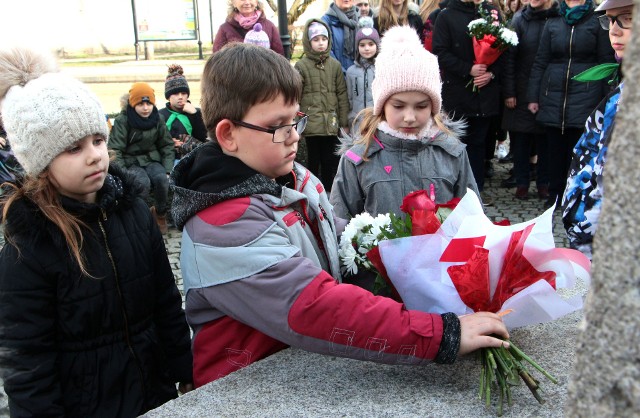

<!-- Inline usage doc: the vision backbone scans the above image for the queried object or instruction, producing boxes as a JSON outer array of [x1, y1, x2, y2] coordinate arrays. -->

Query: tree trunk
[[565, 1, 640, 416]]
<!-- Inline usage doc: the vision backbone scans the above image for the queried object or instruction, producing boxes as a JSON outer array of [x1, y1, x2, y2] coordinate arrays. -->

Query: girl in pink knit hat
[[330, 26, 480, 291]]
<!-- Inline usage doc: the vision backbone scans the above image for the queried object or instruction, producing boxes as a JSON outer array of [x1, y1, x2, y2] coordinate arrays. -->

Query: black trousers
[[511, 131, 549, 188], [545, 126, 583, 202], [305, 135, 340, 192], [460, 117, 491, 192]]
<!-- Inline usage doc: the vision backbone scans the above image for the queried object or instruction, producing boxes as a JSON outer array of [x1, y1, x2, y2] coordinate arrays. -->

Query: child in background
[[159, 64, 208, 163], [109, 82, 175, 234], [346, 17, 380, 132], [295, 19, 349, 192], [244, 23, 271, 49], [331, 26, 479, 221], [0, 47, 192, 417], [169, 42, 508, 388]]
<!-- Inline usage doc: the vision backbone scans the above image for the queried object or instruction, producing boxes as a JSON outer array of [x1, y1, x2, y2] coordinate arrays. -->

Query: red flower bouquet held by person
[[466, 7, 518, 91], [338, 189, 591, 415]]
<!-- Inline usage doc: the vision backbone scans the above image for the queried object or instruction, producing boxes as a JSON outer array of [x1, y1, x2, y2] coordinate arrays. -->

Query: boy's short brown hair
[[201, 43, 302, 142]]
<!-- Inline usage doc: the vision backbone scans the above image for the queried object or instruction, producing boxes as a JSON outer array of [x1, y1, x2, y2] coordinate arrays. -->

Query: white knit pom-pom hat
[[0, 48, 109, 176], [372, 25, 442, 116]]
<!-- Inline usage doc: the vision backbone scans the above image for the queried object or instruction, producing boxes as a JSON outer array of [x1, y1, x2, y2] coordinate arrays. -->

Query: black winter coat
[[0, 164, 192, 417], [526, 7, 615, 130], [432, 0, 504, 118], [159, 104, 208, 142], [502, 3, 560, 133]]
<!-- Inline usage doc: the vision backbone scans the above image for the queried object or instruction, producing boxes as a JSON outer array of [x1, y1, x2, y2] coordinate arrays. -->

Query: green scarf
[[165, 108, 192, 135], [560, 0, 592, 25], [573, 63, 620, 85]]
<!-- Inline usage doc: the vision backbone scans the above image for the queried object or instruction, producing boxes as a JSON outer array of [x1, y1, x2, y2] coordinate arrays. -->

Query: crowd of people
[[0, 0, 632, 414]]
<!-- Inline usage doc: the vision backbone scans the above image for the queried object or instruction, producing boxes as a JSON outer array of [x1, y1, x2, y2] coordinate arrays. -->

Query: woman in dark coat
[[432, 0, 503, 198], [0, 48, 193, 418], [502, 0, 559, 199], [213, 0, 284, 56], [526, 0, 614, 208]]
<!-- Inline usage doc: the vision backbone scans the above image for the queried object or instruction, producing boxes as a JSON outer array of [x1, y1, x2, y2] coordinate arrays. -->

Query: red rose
[[400, 190, 436, 215]]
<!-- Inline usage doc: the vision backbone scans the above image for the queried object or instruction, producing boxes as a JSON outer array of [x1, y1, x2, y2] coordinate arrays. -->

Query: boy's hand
[[457, 312, 509, 357], [182, 102, 197, 114], [173, 137, 184, 148], [178, 382, 194, 395]]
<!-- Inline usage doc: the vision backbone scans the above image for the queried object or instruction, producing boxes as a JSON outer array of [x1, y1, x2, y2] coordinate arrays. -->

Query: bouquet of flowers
[[466, 6, 518, 91], [338, 189, 590, 415]]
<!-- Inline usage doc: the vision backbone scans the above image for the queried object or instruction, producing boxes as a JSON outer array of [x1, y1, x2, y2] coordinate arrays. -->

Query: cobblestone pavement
[[0, 154, 568, 415]]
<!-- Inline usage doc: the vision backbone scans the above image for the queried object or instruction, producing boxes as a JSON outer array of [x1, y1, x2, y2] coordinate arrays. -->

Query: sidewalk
[[61, 58, 207, 84]]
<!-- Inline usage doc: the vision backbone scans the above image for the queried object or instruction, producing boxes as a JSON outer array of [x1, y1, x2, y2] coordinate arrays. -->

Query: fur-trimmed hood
[[336, 115, 467, 156]]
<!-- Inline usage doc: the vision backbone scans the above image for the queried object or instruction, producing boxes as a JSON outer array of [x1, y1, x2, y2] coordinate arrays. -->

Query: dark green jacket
[[110, 107, 175, 173], [294, 18, 349, 137]]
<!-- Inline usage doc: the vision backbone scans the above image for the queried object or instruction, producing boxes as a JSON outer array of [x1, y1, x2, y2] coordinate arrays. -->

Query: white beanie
[[372, 26, 442, 116], [0, 48, 109, 176]]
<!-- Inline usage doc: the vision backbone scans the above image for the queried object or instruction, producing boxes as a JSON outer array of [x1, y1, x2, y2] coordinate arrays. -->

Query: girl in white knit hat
[[330, 25, 479, 232], [0, 48, 193, 416]]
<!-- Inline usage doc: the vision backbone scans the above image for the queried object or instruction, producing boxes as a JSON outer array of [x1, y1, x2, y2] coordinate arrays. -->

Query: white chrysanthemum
[[468, 18, 486, 30], [339, 244, 359, 275], [350, 212, 375, 231], [500, 28, 519, 46]]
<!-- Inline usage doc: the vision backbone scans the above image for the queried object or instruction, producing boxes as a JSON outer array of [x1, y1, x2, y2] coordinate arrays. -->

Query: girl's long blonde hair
[[1, 174, 91, 276], [377, 0, 410, 34], [419, 0, 440, 21], [354, 106, 452, 160]]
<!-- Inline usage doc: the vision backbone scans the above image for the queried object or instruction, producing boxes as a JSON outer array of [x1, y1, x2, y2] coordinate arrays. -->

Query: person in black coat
[[432, 0, 504, 198], [502, 0, 560, 200], [0, 47, 193, 418], [526, 0, 615, 208], [159, 64, 208, 163]]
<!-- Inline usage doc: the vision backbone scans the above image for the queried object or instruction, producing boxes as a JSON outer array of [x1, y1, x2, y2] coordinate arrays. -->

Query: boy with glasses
[[169, 43, 510, 388], [562, 0, 634, 260]]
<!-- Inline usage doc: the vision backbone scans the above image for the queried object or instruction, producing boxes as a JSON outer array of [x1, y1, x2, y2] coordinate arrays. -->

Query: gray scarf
[[326, 3, 358, 60]]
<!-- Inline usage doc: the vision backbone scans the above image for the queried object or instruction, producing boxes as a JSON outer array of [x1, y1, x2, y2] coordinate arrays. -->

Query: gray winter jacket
[[329, 123, 479, 219], [346, 58, 375, 130]]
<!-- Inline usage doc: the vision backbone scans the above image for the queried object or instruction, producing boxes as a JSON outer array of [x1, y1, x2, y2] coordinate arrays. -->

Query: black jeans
[[511, 131, 549, 188], [305, 135, 340, 192], [545, 127, 583, 202], [459, 116, 491, 192], [128, 162, 169, 214]]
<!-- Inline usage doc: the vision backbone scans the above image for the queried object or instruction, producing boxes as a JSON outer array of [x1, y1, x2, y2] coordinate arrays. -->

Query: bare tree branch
[[264, 0, 319, 26]]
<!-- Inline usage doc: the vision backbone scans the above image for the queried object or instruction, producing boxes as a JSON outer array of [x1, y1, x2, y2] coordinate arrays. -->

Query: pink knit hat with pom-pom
[[372, 26, 442, 116], [244, 23, 270, 49]]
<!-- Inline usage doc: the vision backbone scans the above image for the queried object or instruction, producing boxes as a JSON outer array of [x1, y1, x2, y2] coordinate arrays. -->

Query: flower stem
[[509, 341, 558, 384]]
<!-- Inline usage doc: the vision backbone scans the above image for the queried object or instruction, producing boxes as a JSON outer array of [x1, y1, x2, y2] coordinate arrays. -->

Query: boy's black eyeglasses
[[230, 111, 308, 143], [598, 13, 633, 30]]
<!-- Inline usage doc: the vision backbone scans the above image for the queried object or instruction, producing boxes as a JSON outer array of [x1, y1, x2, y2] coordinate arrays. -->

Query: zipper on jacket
[[561, 26, 575, 134], [98, 211, 148, 401]]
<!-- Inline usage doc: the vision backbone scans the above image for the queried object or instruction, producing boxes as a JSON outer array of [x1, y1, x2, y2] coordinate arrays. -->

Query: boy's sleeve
[[335, 65, 349, 128], [182, 199, 452, 367], [329, 155, 365, 219], [108, 115, 128, 165], [156, 120, 176, 173]]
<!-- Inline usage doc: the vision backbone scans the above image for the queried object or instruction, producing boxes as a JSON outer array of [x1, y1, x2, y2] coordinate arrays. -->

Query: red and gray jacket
[[170, 142, 462, 387]]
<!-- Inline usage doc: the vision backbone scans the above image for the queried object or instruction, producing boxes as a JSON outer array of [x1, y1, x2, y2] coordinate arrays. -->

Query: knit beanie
[[372, 26, 442, 116], [129, 82, 156, 107], [355, 16, 380, 49], [164, 63, 190, 99], [244, 23, 271, 49], [308, 21, 329, 41], [0, 48, 109, 176]]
